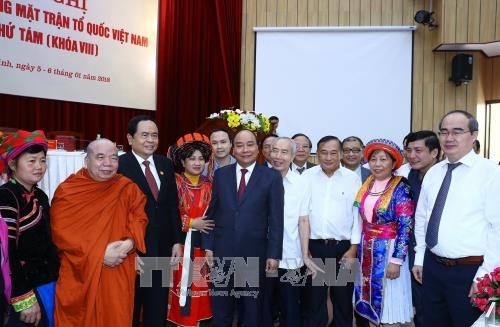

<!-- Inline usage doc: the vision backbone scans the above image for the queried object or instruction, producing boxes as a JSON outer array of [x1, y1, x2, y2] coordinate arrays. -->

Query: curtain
[[0, 0, 241, 153]]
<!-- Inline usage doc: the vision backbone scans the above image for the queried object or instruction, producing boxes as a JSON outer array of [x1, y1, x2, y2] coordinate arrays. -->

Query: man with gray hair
[[413, 110, 500, 326], [262, 137, 323, 327]]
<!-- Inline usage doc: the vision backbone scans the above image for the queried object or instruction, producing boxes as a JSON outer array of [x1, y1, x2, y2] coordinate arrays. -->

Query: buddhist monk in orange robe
[[51, 139, 148, 327]]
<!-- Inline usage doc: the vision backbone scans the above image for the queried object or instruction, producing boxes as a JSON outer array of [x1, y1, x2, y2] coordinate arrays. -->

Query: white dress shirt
[[414, 150, 500, 279], [280, 170, 310, 269], [236, 162, 256, 190], [132, 150, 161, 188], [303, 166, 362, 244], [395, 162, 411, 178]]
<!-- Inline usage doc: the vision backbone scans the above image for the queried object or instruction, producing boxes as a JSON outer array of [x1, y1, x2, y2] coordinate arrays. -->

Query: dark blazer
[[118, 152, 184, 256], [202, 163, 284, 262], [361, 166, 371, 183]]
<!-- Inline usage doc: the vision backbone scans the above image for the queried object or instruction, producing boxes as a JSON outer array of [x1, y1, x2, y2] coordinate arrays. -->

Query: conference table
[[39, 150, 86, 202]]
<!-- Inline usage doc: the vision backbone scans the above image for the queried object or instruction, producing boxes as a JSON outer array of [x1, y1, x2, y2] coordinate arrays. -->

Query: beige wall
[[240, 0, 500, 134]]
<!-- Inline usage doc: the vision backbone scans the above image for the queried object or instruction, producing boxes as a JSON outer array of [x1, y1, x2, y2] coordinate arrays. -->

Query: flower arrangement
[[207, 109, 271, 134], [472, 267, 500, 315]]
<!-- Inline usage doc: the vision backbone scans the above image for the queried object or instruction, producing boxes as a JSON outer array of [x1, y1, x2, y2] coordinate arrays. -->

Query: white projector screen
[[254, 26, 414, 152], [0, 0, 158, 110]]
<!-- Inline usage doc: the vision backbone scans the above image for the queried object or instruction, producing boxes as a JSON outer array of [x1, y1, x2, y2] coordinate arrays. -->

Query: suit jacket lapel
[[239, 164, 262, 205], [228, 165, 238, 205], [153, 155, 168, 195], [126, 152, 156, 200]]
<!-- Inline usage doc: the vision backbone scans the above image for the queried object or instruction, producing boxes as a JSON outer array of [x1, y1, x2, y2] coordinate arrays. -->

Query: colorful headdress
[[364, 138, 404, 169], [0, 130, 48, 173], [171, 133, 212, 172]]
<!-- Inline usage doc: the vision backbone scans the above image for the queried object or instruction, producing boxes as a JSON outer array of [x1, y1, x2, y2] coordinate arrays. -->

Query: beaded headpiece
[[364, 138, 404, 169]]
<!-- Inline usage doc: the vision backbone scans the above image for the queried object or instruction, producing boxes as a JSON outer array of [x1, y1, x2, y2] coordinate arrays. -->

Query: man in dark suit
[[202, 129, 284, 326], [118, 115, 184, 327], [341, 136, 370, 183], [404, 130, 440, 327], [290, 133, 316, 174]]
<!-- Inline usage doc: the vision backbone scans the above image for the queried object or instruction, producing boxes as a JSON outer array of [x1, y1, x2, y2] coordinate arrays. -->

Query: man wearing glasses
[[291, 133, 316, 174], [341, 136, 371, 183], [413, 110, 500, 326]]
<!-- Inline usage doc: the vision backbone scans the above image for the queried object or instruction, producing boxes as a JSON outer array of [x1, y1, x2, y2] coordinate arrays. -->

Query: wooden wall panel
[[318, 0, 330, 25], [360, 0, 371, 25], [467, 0, 481, 43], [479, 0, 496, 42], [455, 0, 469, 43], [496, 0, 500, 39], [240, 0, 500, 134], [491, 57, 500, 99]]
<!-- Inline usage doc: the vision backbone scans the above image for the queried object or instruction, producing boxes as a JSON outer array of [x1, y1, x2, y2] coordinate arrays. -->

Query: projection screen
[[254, 26, 414, 151]]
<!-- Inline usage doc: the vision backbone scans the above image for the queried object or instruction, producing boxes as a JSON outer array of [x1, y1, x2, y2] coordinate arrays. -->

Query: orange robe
[[51, 169, 148, 327]]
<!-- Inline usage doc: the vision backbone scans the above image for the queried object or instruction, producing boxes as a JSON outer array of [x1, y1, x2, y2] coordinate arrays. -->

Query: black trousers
[[210, 261, 264, 327], [262, 268, 302, 327], [408, 244, 424, 327], [133, 270, 169, 327], [304, 240, 353, 327], [422, 250, 482, 327]]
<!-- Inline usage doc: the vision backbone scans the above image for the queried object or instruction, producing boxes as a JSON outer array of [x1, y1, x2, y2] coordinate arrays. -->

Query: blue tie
[[425, 162, 461, 248]]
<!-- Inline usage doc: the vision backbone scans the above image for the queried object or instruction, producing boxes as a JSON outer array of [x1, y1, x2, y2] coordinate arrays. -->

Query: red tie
[[237, 168, 248, 201], [143, 160, 159, 200]]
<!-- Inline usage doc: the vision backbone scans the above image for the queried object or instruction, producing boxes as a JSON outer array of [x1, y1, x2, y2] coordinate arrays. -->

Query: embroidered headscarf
[[364, 138, 404, 170], [0, 130, 48, 174]]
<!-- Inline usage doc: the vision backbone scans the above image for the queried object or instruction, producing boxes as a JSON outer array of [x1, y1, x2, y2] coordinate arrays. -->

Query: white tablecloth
[[39, 150, 86, 202]]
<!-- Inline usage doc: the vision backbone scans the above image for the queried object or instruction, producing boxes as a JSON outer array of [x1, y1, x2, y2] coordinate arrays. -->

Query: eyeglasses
[[342, 148, 362, 154], [295, 144, 310, 150], [438, 129, 471, 137]]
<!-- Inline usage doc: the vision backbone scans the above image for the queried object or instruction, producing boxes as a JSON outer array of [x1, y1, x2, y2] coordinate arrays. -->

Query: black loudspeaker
[[450, 54, 473, 85]]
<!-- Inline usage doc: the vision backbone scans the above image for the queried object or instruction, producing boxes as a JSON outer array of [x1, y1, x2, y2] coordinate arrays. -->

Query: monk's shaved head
[[86, 138, 117, 156], [85, 138, 119, 181]]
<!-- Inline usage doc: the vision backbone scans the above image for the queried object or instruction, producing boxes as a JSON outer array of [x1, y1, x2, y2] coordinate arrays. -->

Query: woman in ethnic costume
[[353, 138, 415, 326], [0, 130, 59, 327], [167, 132, 214, 326]]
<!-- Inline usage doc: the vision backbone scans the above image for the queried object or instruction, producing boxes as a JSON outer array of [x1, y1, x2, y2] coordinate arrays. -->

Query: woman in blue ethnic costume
[[0, 130, 59, 327], [353, 139, 415, 326], [167, 133, 214, 326]]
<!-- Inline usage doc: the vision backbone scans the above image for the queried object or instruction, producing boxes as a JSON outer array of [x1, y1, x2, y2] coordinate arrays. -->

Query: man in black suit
[[118, 115, 184, 327], [202, 129, 284, 326], [290, 133, 316, 174], [404, 130, 440, 327]]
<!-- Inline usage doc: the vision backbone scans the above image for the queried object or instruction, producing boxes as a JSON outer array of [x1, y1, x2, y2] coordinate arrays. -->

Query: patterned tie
[[296, 167, 305, 174], [237, 168, 248, 201], [143, 160, 159, 200], [425, 162, 462, 248]]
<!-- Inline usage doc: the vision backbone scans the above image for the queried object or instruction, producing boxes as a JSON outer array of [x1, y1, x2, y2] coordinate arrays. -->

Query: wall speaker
[[450, 54, 473, 86]]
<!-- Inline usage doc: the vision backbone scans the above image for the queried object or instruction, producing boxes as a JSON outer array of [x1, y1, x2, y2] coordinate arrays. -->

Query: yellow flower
[[227, 113, 240, 128], [261, 119, 270, 133]]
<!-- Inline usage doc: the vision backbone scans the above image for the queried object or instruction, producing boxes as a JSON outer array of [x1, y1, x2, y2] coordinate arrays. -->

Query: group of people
[[0, 109, 498, 327]]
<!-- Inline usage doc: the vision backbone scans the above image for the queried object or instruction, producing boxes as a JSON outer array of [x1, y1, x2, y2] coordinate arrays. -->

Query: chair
[[47, 130, 85, 151]]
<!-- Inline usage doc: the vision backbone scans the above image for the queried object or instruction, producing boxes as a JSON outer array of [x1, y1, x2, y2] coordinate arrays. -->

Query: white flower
[[208, 113, 220, 119]]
